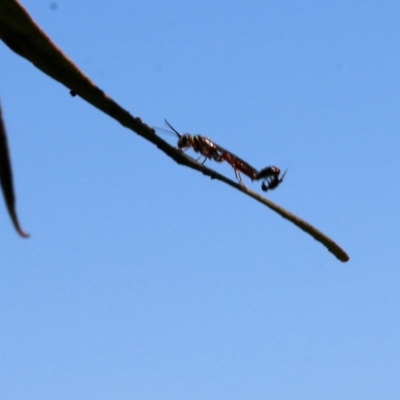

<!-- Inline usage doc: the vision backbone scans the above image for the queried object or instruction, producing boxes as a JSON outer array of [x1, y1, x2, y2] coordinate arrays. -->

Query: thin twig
[[0, 0, 349, 262]]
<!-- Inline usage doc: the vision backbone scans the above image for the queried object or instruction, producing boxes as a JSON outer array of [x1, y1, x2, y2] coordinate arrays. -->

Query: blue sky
[[1, 1, 399, 399]]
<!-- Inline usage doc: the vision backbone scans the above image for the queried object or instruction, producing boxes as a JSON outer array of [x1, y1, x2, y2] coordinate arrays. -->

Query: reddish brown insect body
[[164, 119, 286, 191]]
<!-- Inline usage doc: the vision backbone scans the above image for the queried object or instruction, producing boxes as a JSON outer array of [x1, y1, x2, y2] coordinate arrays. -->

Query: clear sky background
[[1, 1, 399, 399]]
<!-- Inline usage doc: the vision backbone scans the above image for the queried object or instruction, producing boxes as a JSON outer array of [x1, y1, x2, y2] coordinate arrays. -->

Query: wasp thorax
[[177, 134, 192, 149]]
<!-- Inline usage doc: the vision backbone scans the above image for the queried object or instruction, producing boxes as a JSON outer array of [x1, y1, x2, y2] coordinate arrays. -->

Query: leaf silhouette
[[0, 100, 28, 238]]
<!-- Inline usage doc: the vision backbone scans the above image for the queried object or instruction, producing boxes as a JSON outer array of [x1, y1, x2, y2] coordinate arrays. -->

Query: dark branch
[[0, 0, 348, 262]]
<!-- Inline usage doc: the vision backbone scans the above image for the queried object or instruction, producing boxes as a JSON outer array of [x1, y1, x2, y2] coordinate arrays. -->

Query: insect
[[164, 119, 225, 164], [163, 119, 286, 191], [257, 166, 287, 192]]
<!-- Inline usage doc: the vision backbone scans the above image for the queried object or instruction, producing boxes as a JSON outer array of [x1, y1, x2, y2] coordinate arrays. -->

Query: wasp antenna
[[164, 119, 181, 138]]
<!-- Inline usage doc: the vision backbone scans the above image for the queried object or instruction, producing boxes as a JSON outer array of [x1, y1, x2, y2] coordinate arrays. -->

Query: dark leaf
[[0, 100, 29, 238]]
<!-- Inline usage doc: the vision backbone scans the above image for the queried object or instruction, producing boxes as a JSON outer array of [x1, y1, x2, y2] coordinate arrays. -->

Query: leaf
[[0, 99, 28, 238]]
